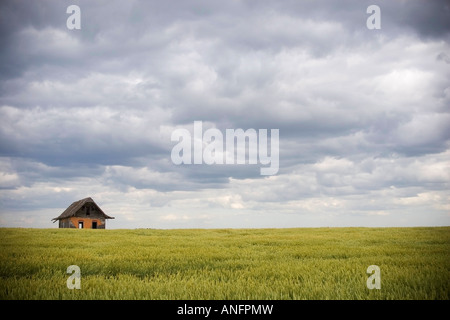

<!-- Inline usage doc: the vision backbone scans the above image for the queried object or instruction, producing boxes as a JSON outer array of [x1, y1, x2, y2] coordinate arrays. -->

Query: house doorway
[[78, 221, 84, 229], [92, 221, 97, 229]]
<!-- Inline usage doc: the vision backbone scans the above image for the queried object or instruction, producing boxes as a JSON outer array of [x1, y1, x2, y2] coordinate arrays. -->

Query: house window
[[92, 221, 97, 229], [78, 221, 84, 229], [86, 206, 90, 216]]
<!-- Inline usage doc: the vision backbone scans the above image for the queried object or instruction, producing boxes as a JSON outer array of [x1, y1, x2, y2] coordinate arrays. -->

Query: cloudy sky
[[0, 0, 449, 229]]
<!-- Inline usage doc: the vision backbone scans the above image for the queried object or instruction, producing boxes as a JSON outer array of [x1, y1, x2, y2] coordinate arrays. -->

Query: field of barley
[[0, 227, 448, 300]]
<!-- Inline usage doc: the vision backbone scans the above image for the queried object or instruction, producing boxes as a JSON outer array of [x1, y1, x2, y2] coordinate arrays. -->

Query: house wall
[[59, 218, 75, 228], [68, 217, 106, 229], [59, 203, 107, 229]]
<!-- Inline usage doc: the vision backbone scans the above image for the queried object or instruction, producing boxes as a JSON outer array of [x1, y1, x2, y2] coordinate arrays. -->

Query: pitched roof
[[52, 197, 114, 222]]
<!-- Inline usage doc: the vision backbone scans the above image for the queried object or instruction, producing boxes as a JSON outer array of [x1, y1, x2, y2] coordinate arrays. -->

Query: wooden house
[[52, 197, 114, 229]]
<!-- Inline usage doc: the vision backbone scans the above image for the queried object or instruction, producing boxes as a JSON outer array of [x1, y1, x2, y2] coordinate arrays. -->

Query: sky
[[0, 0, 449, 229]]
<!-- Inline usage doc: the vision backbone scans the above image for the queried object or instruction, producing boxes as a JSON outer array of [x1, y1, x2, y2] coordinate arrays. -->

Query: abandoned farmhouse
[[52, 197, 114, 229]]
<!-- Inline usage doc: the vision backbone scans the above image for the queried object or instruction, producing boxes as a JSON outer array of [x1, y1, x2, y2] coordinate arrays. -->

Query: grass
[[0, 227, 449, 300]]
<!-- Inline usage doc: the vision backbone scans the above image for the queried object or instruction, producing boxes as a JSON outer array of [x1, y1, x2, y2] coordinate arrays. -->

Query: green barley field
[[0, 227, 449, 300]]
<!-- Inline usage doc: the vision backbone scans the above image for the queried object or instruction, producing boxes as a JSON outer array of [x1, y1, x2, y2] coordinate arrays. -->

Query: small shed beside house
[[52, 197, 114, 229]]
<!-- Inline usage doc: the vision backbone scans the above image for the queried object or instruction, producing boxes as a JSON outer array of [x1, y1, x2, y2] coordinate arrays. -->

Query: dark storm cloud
[[437, 52, 450, 64], [395, 0, 450, 39]]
